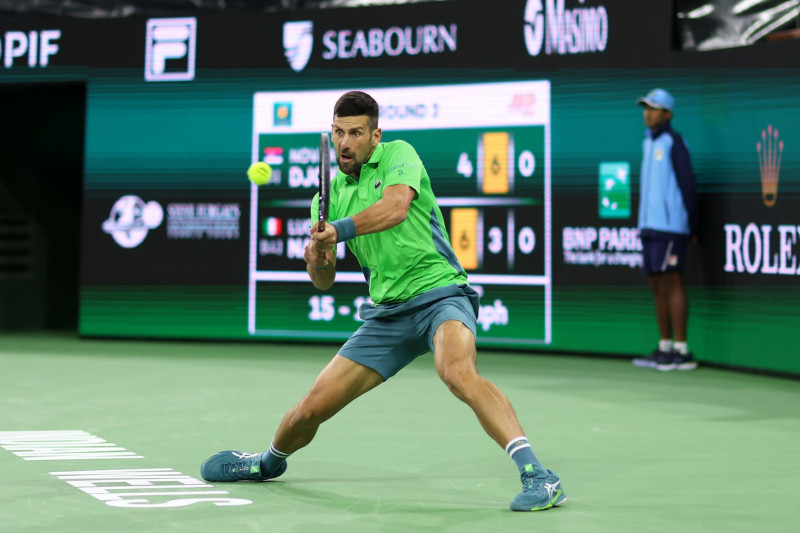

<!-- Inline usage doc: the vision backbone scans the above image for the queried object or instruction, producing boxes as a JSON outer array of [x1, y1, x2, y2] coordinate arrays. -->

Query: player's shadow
[[262, 477, 505, 515]]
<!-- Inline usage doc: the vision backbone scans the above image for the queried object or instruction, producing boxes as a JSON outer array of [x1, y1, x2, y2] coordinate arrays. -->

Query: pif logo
[[757, 124, 784, 207], [145, 17, 197, 82], [1, 30, 61, 68]]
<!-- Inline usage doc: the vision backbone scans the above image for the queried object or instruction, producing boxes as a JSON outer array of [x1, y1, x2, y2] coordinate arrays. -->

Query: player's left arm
[[312, 185, 414, 248], [670, 133, 699, 239], [351, 184, 415, 234], [346, 142, 421, 236], [315, 143, 422, 247]]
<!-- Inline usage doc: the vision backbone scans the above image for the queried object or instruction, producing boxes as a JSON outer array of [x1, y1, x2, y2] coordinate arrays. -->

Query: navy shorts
[[338, 284, 480, 380], [641, 229, 690, 275]]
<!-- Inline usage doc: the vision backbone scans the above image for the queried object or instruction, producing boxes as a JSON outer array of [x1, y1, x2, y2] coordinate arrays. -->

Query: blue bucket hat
[[637, 88, 674, 111]]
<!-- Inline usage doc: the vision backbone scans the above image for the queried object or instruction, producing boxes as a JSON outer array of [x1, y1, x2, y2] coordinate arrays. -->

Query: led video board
[[248, 81, 551, 345]]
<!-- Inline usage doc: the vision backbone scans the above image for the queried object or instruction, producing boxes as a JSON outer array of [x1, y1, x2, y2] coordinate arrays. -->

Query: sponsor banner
[[553, 194, 645, 284], [703, 122, 798, 285], [0, 17, 141, 70], [3, 1, 799, 77], [703, 197, 800, 285], [247, 0, 675, 71], [82, 193, 247, 285]]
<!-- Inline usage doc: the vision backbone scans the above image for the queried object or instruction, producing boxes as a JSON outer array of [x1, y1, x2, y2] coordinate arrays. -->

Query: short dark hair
[[333, 91, 379, 130]]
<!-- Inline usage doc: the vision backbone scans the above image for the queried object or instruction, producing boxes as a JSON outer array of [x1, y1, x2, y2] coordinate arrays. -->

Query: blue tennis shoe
[[200, 450, 287, 482], [510, 464, 566, 512]]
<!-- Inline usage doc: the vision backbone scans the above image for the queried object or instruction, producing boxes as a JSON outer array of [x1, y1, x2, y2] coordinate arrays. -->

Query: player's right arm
[[307, 191, 336, 290], [305, 221, 336, 290]]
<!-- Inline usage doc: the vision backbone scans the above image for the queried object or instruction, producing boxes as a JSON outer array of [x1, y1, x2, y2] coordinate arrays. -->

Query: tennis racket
[[318, 132, 331, 231]]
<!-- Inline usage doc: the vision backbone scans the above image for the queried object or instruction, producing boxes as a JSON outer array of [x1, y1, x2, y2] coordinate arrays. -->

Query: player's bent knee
[[290, 396, 338, 427], [438, 364, 480, 402]]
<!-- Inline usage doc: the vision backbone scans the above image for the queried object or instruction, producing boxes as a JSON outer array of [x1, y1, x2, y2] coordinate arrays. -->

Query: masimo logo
[[524, 0, 609, 57], [102, 195, 164, 249]]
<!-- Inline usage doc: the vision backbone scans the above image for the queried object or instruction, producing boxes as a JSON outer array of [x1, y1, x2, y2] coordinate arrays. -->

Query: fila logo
[[145, 17, 197, 82]]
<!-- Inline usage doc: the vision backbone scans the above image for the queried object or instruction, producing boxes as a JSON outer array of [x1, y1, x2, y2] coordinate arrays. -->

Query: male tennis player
[[201, 91, 566, 512]]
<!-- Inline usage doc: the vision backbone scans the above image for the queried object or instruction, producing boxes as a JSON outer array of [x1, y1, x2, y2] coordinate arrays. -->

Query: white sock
[[673, 341, 688, 355], [659, 339, 673, 353]]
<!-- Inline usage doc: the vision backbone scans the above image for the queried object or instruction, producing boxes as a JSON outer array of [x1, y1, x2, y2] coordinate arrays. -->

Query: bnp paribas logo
[[598, 162, 630, 219], [283, 21, 314, 72], [757, 124, 784, 207]]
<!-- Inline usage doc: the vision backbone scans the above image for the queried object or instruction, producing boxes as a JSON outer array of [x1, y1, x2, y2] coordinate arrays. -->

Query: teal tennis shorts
[[338, 284, 480, 380]]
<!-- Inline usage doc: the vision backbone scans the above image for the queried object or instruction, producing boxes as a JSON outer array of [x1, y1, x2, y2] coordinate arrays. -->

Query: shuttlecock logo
[[102, 195, 164, 249], [757, 124, 784, 207], [283, 21, 314, 72]]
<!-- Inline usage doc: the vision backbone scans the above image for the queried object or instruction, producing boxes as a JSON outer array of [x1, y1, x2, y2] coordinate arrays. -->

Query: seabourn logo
[[283, 20, 314, 72], [321, 23, 457, 60], [283, 19, 457, 72]]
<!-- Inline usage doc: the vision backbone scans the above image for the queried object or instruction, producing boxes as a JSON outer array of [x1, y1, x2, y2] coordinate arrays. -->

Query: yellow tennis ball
[[247, 162, 272, 185]]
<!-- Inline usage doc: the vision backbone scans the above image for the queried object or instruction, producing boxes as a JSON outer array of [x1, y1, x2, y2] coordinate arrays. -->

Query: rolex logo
[[757, 124, 784, 207]]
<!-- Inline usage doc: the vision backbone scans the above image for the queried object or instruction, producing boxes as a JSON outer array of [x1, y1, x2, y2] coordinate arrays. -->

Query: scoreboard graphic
[[248, 81, 551, 346]]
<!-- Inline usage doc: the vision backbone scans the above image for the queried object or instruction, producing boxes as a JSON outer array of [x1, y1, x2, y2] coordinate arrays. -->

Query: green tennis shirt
[[311, 140, 467, 305]]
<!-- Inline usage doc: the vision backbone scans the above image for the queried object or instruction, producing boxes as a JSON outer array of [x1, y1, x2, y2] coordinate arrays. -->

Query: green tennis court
[[1, 333, 797, 533]]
